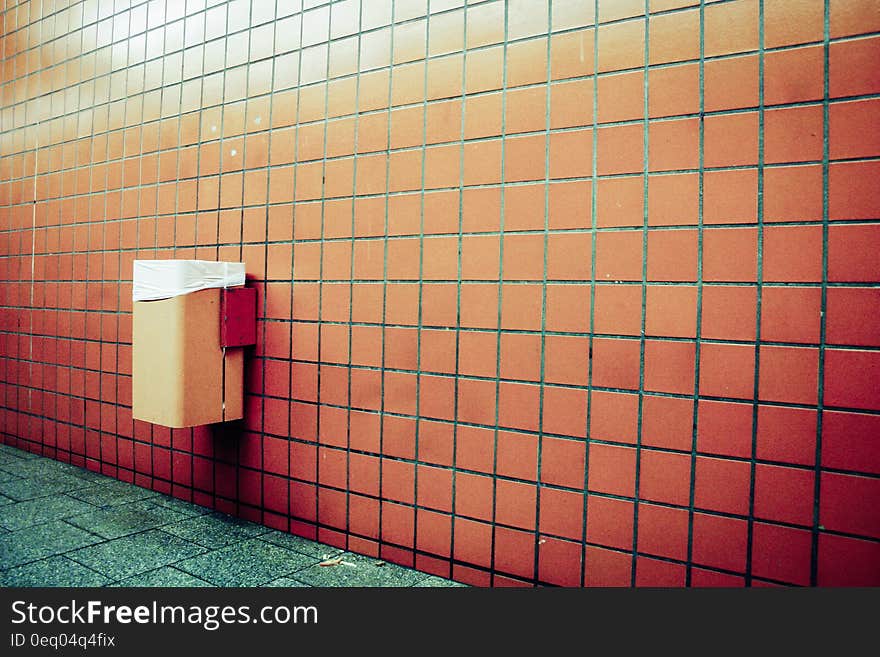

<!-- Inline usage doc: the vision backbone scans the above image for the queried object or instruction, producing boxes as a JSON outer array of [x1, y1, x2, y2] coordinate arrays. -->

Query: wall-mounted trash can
[[131, 260, 256, 428]]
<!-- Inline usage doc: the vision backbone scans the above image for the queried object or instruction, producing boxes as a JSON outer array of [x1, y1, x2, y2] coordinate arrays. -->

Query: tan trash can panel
[[131, 260, 248, 428]]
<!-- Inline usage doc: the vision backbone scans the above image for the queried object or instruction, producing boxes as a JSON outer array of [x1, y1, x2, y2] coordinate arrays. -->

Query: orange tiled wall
[[1, 0, 879, 586]]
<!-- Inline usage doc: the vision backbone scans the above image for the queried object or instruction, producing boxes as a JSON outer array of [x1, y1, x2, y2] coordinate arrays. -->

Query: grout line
[[630, 0, 650, 587], [580, 0, 600, 588], [810, 0, 832, 588], [408, 0, 430, 571], [685, 0, 706, 587], [487, 0, 513, 586], [375, 0, 397, 562], [343, 0, 364, 561], [744, 0, 767, 587]]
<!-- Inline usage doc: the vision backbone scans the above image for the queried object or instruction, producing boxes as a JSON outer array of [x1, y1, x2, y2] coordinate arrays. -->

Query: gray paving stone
[[111, 566, 214, 587], [0, 457, 77, 479], [66, 530, 207, 581], [0, 449, 470, 588], [0, 444, 41, 459], [263, 576, 312, 587], [0, 470, 19, 483], [67, 480, 161, 507], [0, 473, 89, 501], [148, 495, 213, 518], [175, 538, 320, 586], [0, 555, 109, 587], [258, 530, 330, 558], [0, 495, 97, 531], [292, 552, 426, 588], [64, 499, 192, 540], [0, 520, 103, 569], [161, 511, 271, 549], [60, 466, 112, 484]]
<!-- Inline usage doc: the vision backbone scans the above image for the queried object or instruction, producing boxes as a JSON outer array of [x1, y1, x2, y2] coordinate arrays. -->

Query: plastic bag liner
[[132, 260, 246, 302]]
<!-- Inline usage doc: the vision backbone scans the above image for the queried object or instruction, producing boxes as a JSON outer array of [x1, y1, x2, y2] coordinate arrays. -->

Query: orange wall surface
[[1, 0, 879, 586]]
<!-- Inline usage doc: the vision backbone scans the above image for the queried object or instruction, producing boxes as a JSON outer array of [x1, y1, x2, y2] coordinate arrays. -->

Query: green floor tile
[[0, 457, 107, 484], [175, 538, 320, 587], [1, 556, 109, 587], [263, 576, 312, 587], [148, 496, 213, 518], [0, 445, 41, 459], [60, 467, 112, 484], [0, 495, 97, 531], [111, 566, 214, 587], [68, 480, 161, 508], [161, 511, 271, 549], [66, 529, 207, 580], [64, 499, 192, 540], [0, 449, 469, 588], [0, 458, 70, 478], [0, 520, 103, 570], [258, 530, 331, 558], [0, 473, 89, 501], [291, 553, 427, 588], [0, 470, 19, 483]]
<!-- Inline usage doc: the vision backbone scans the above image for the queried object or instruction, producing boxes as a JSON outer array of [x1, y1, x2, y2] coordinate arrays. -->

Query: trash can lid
[[132, 259, 246, 302]]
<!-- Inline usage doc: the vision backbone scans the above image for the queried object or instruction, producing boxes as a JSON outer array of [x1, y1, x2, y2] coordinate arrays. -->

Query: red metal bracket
[[221, 287, 257, 347]]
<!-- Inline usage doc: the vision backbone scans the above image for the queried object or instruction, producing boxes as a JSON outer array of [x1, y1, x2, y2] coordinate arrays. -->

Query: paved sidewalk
[[0, 443, 463, 588]]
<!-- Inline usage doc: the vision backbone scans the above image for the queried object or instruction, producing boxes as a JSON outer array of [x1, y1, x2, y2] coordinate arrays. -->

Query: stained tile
[[0, 556, 109, 587], [67, 530, 207, 581], [65, 500, 192, 540], [162, 512, 271, 549], [175, 539, 319, 586]]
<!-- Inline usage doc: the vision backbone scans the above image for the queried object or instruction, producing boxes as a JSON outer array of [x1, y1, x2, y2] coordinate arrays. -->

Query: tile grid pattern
[[0, 0, 878, 587]]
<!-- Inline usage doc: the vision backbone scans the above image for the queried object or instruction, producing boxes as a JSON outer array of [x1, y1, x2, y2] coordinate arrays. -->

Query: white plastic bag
[[132, 260, 246, 302]]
